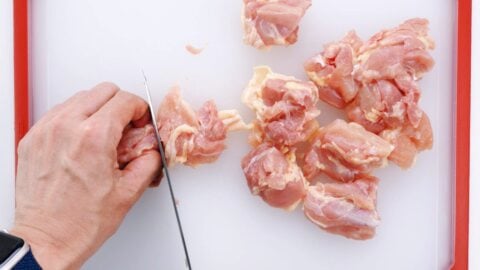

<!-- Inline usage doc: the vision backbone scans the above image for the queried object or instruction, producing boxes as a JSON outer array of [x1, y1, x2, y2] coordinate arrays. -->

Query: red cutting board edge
[[12, 0, 471, 269]]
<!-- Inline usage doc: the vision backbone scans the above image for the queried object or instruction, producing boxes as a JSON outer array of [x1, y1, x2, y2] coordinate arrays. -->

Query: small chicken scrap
[[305, 18, 435, 168], [303, 176, 380, 240], [242, 0, 312, 49], [117, 87, 248, 167]]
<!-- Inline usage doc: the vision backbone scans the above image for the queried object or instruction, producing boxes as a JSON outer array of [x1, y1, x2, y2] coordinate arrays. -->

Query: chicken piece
[[306, 18, 434, 111], [379, 129, 417, 169], [159, 88, 252, 166], [241, 143, 307, 210], [180, 100, 228, 166], [402, 111, 433, 151], [117, 124, 158, 166], [242, 66, 320, 146], [351, 18, 434, 131], [304, 19, 435, 169], [380, 112, 433, 168], [302, 119, 393, 182], [117, 87, 248, 167], [242, 0, 312, 49], [304, 31, 363, 108], [345, 79, 423, 133], [355, 18, 435, 83], [303, 176, 380, 240], [155, 87, 198, 165]]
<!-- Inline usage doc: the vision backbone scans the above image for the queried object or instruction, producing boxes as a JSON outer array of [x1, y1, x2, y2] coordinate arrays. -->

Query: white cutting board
[[29, 0, 456, 269]]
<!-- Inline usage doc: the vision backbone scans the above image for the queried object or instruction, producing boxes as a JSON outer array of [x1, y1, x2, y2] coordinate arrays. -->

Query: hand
[[10, 82, 162, 270]]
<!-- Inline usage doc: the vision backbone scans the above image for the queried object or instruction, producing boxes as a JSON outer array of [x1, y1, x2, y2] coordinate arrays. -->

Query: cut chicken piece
[[302, 119, 393, 182], [305, 31, 363, 108], [155, 87, 199, 165], [345, 79, 422, 133], [243, 66, 320, 146], [380, 128, 417, 169], [352, 19, 434, 127], [158, 89, 251, 166], [241, 143, 307, 210], [180, 100, 227, 166], [402, 112, 433, 151], [305, 18, 435, 169], [380, 112, 433, 168], [303, 176, 380, 240], [306, 18, 434, 110], [355, 18, 435, 83], [117, 124, 158, 167], [352, 19, 435, 128], [117, 87, 248, 167], [242, 0, 312, 49]]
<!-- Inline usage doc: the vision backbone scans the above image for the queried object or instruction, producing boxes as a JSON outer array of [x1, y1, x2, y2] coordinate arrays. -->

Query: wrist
[[10, 225, 80, 270]]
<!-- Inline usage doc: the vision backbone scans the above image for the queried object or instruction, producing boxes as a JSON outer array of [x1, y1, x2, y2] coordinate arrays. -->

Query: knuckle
[[47, 118, 68, 135], [78, 122, 105, 148], [17, 136, 30, 155], [94, 82, 120, 94], [117, 91, 136, 103], [67, 90, 89, 103], [48, 103, 64, 113], [118, 91, 143, 106], [74, 90, 89, 98], [18, 125, 48, 151], [80, 121, 99, 137]]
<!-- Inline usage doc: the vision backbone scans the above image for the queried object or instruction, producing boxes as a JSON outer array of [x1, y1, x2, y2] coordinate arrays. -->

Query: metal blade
[[142, 70, 192, 270]]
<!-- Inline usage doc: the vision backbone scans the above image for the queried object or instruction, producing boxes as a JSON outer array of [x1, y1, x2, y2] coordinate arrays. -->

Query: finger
[[149, 171, 163, 187], [36, 82, 118, 126], [35, 90, 89, 125], [88, 91, 149, 144], [70, 82, 119, 117], [132, 109, 153, 128], [117, 150, 162, 203]]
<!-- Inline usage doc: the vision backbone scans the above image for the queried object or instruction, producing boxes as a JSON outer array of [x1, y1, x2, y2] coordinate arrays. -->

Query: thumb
[[118, 150, 162, 203]]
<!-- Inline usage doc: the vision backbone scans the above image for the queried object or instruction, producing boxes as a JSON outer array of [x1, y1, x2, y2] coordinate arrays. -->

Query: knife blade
[[142, 70, 192, 270]]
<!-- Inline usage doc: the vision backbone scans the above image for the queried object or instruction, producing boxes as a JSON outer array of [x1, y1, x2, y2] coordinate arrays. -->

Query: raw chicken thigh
[[117, 87, 248, 167], [241, 67, 317, 210], [242, 66, 320, 146], [236, 15, 438, 241], [241, 143, 307, 210], [303, 176, 380, 240], [302, 119, 393, 182], [305, 18, 435, 168], [156, 88, 227, 166], [241, 68, 388, 240], [117, 124, 158, 166], [304, 31, 363, 108], [242, 0, 312, 49]]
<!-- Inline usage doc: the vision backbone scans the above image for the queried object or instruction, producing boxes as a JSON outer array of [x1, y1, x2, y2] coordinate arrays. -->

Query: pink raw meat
[[242, 0, 312, 49], [117, 87, 248, 167], [304, 31, 363, 108], [302, 119, 393, 182], [241, 143, 307, 210], [305, 18, 435, 168], [243, 66, 320, 146], [303, 176, 380, 240], [117, 124, 158, 166]]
